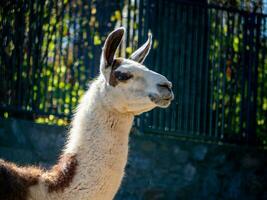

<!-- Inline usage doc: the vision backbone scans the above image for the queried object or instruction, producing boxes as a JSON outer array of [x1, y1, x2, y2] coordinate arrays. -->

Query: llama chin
[[0, 27, 173, 200]]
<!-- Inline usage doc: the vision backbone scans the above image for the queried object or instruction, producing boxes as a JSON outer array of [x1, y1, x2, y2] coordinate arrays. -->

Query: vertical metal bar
[[184, 5, 192, 134], [48, 1, 60, 114], [227, 12, 237, 135], [239, 13, 247, 137], [61, 0, 77, 120], [138, 0, 144, 46], [214, 9, 224, 139], [236, 12, 242, 135], [54, 0, 65, 115], [249, 14, 260, 144], [173, 3, 181, 133], [42, 0, 56, 113], [208, 8, 217, 137], [169, 2, 179, 132], [143, 0, 150, 41], [32, 0, 39, 112], [132, 0, 137, 50], [246, 14, 253, 143], [195, 5, 202, 135], [27, 0, 36, 111], [202, 5, 210, 136], [75, 1, 85, 107], [190, 5, 199, 135], [68, 1, 79, 115], [165, 0, 175, 132], [83, 0, 92, 80], [35, 0, 46, 114], [178, 4, 187, 131], [62, 2, 72, 117], [15, 0, 27, 109], [10, 2, 18, 109], [221, 10, 230, 140], [126, 0, 131, 57]]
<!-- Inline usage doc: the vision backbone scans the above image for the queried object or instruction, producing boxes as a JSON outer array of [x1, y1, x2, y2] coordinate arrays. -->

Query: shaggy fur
[[44, 153, 78, 193], [0, 154, 77, 200], [0, 159, 42, 200], [0, 27, 173, 200]]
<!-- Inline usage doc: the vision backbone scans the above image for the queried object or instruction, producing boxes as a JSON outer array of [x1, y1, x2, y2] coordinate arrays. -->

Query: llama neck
[[60, 83, 134, 199], [65, 88, 134, 155]]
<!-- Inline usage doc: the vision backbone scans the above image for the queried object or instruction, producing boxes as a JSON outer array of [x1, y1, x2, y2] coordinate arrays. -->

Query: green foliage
[[208, 8, 267, 145], [209, 0, 265, 13], [0, 0, 266, 145]]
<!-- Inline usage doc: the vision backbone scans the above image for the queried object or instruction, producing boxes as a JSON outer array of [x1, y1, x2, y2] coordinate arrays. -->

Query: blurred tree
[[209, 0, 264, 13]]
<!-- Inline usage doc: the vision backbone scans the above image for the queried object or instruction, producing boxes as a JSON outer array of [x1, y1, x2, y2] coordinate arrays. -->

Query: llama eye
[[114, 71, 133, 81]]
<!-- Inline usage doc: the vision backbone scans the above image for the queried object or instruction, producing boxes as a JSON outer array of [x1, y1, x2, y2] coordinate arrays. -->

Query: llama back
[[0, 159, 42, 200]]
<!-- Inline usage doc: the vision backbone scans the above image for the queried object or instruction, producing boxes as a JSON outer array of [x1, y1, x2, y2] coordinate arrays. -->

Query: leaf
[[5, 40, 15, 56], [114, 10, 121, 20], [94, 35, 101, 45], [153, 40, 159, 49], [91, 7, 96, 15], [126, 47, 133, 54]]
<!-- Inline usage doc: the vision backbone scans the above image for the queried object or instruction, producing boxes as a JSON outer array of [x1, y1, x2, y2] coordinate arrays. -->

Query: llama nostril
[[157, 82, 172, 92]]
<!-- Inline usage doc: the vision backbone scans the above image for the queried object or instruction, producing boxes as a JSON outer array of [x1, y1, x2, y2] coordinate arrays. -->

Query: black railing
[[0, 0, 266, 145]]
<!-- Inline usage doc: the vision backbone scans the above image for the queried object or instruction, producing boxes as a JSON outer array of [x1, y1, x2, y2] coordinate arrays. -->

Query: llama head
[[99, 27, 174, 115]]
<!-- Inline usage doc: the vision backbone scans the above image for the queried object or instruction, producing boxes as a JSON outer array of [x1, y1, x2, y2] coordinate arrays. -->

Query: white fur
[[27, 27, 173, 200], [29, 78, 134, 200]]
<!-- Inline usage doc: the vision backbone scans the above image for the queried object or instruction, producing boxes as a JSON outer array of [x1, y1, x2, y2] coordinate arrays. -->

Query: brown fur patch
[[44, 153, 78, 193], [109, 58, 123, 87], [0, 159, 43, 200]]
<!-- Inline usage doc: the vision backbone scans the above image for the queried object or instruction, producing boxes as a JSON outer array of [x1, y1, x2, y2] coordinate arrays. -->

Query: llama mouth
[[148, 93, 174, 108], [157, 99, 172, 108]]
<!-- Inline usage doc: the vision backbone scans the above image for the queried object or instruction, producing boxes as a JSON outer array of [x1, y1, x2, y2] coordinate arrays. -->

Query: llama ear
[[101, 27, 125, 67], [129, 33, 152, 64]]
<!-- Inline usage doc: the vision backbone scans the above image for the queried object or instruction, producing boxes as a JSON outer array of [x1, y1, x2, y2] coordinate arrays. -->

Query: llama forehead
[[116, 59, 149, 74]]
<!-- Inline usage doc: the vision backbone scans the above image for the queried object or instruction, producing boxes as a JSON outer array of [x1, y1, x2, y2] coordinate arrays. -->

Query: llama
[[0, 27, 174, 200]]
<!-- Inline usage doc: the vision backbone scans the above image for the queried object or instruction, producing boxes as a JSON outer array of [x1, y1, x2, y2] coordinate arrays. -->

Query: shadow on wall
[[0, 118, 66, 167], [0, 118, 267, 200]]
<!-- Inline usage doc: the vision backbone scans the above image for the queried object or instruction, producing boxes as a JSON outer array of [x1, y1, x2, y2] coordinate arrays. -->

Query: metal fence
[[0, 0, 266, 145], [138, 1, 267, 146]]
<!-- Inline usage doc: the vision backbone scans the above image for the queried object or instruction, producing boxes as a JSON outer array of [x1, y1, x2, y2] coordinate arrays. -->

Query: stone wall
[[0, 118, 65, 167], [0, 118, 266, 199]]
